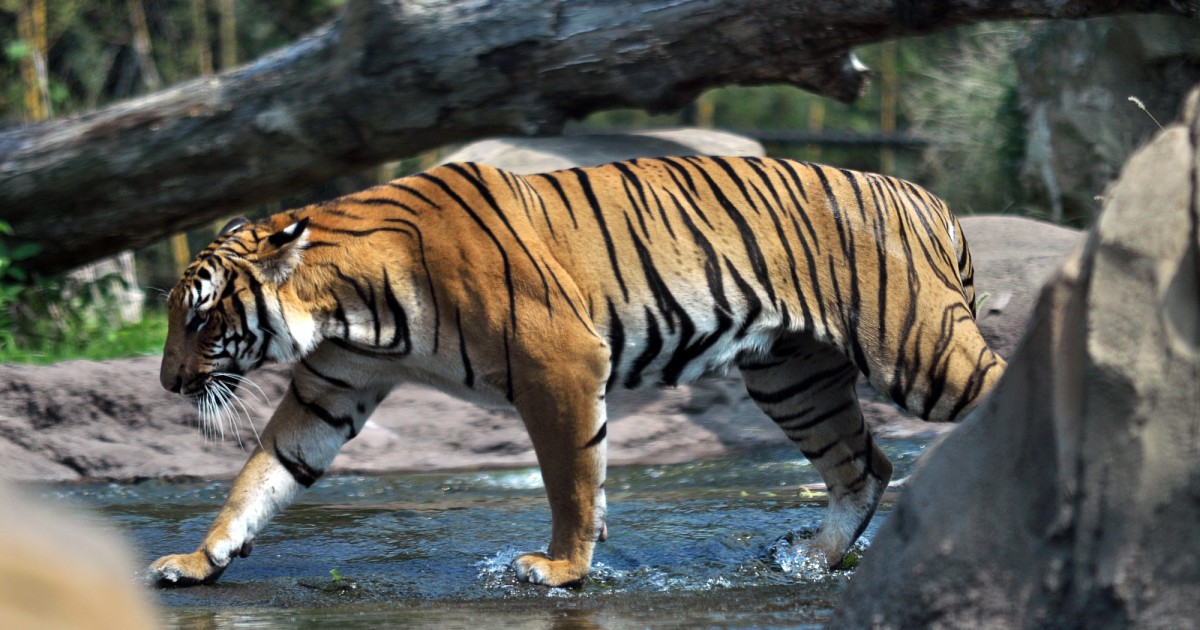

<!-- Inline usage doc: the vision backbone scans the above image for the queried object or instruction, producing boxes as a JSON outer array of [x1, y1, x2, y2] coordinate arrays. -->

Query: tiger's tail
[[948, 212, 979, 318]]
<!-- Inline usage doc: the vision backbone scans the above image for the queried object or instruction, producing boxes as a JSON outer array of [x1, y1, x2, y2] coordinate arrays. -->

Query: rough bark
[[0, 0, 1195, 274]]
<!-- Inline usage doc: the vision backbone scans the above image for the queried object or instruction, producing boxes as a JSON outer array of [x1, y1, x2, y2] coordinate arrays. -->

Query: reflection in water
[[44, 441, 929, 629]]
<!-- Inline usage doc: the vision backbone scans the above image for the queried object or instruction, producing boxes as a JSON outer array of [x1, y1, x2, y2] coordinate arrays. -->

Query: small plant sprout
[[974, 291, 991, 313], [1128, 96, 1164, 131]]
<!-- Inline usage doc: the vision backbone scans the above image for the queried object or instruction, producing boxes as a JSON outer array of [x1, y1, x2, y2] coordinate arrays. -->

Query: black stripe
[[301, 359, 353, 389], [572, 168, 629, 302], [866, 178, 892, 350], [388, 182, 438, 209], [687, 156, 777, 306], [744, 159, 807, 305], [624, 307, 662, 389], [328, 337, 405, 359], [354, 196, 420, 215], [613, 162, 653, 239], [291, 386, 359, 439], [367, 282, 381, 346], [583, 421, 607, 449], [533, 173, 579, 229], [503, 327, 514, 402], [659, 158, 713, 228], [274, 445, 322, 488], [386, 218, 440, 353], [312, 225, 415, 239], [445, 163, 553, 316], [776, 399, 855, 432], [724, 257, 762, 338], [606, 299, 625, 393], [417, 172, 520, 333], [645, 186, 678, 240], [332, 298, 350, 339], [456, 308, 475, 388], [745, 364, 852, 405], [801, 437, 842, 461], [246, 275, 279, 346], [523, 176, 558, 239], [229, 292, 258, 349], [381, 268, 412, 352]]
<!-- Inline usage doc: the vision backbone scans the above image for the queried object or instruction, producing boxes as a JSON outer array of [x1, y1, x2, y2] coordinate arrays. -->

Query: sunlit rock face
[[829, 88, 1200, 629]]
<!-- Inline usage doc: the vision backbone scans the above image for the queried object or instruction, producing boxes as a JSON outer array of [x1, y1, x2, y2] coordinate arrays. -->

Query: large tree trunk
[[0, 0, 1195, 275]]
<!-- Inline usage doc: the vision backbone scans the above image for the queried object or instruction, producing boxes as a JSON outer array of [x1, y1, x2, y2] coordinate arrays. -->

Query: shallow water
[[43, 440, 930, 629]]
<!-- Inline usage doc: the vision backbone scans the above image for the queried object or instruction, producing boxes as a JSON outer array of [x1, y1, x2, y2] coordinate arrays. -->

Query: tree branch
[[1, 0, 1195, 274]]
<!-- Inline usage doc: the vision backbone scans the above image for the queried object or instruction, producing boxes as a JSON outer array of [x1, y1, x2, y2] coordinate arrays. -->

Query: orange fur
[[151, 157, 1004, 587]]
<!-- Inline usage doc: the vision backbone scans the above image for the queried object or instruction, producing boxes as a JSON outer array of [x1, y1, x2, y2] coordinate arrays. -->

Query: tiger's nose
[[167, 375, 183, 393]]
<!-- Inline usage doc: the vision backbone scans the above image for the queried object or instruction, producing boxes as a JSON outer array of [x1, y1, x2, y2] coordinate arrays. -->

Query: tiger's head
[[160, 216, 312, 427]]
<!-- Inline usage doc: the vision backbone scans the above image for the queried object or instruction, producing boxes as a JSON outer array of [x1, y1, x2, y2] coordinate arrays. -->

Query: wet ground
[[41, 440, 931, 629]]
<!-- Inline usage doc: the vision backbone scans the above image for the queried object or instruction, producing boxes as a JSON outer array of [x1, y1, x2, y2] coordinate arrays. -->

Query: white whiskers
[[195, 373, 267, 449]]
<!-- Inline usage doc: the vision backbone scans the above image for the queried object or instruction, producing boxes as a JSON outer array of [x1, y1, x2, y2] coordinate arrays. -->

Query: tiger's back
[[150, 155, 1004, 589], [421, 156, 1000, 418]]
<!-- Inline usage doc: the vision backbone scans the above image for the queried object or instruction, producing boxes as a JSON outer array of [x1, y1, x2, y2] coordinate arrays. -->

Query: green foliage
[[0, 220, 40, 353], [583, 27, 1034, 216], [0, 307, 168, 365], [0, 220, 167, 364], [896, 24, 1031, 214], [1, 0, 345, 122]]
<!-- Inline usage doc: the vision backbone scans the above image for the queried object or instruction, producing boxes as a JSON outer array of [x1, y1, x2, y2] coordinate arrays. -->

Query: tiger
[[149, 156, 1005, 588]]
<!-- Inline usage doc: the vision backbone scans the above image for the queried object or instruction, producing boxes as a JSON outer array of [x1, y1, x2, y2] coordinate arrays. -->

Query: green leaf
[[4, 40, 31, 62], [10, 242, 40, 261]]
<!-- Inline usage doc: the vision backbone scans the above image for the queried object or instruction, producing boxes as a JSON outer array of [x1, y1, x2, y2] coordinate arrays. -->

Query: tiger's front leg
[[509, 349, 611, 587], [150, 377, 383, 587]]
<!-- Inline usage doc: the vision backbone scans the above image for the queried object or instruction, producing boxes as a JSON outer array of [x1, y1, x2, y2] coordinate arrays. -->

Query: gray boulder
[[438, 127, 764, 173], [829, 89, 1200, 628], [1016, 15, 1200, 224]]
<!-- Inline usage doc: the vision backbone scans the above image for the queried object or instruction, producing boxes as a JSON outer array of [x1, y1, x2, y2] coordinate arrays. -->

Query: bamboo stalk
[[879, 40, 898, 174], [16, 0, 49, 122], [191, 0, 214, 77], [127, 0, 162, 91], [806, 100, 825, 161], [217, 0, 236, 70]]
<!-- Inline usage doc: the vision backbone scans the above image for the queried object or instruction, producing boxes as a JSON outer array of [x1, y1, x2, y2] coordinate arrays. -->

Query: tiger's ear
[[254, 218, 309, 284], [218, 216, 250, 236]]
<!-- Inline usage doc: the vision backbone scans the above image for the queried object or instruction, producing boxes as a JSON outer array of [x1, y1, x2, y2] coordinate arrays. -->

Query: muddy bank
[[0, 215, 1080, 482]]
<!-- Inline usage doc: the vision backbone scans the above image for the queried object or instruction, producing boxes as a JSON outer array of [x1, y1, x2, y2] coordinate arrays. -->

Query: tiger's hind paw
[[148, 551, 226, 588], [512, 552, 588, 588]]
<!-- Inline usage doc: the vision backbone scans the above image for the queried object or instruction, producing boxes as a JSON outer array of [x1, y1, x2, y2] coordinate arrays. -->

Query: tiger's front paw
[[148, 551, 227, 588], [512, 552, 588, 587]]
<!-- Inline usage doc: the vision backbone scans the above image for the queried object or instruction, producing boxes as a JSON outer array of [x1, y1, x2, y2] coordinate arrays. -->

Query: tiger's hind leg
[[739, 340, 893, 569]]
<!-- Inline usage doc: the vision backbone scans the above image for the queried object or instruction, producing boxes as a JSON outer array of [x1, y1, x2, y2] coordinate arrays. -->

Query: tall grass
[[901, 24, 1031, 215]]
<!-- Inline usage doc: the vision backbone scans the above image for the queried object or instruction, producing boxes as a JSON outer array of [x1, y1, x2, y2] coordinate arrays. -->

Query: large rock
[[829, 90, 1200, 628], [1016, 15, 1200, 224], [438, 127, 764, 173]]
